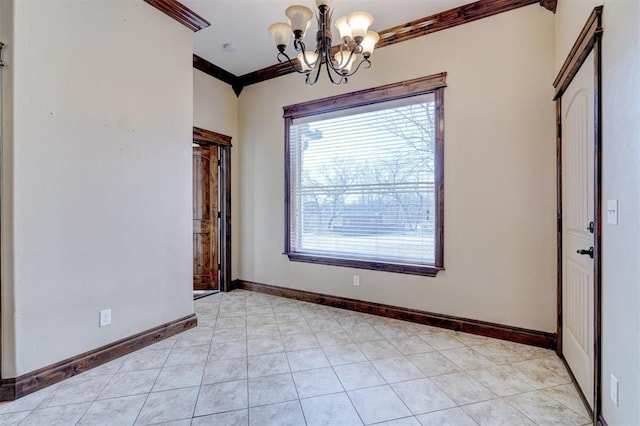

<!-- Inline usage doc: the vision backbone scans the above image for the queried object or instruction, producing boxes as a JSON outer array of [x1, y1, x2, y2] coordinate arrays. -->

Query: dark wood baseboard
[[0, 314, 196, 401], [231, 280, 556, 349]]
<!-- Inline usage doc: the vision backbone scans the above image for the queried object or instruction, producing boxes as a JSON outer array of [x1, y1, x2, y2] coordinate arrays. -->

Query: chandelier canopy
[[268, 0, 379, 85]]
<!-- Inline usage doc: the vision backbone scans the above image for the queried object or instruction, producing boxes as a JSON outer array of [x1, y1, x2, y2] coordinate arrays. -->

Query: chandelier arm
[[324, 58, 345, 86], [293, 38, 306, 53], [277, 51, 313, 75], [296, 40, 319, 70], [340, 57, 371, 78], [324, 44, 344, 73], [327, 51, 352, 73], [326, 43, 364, 74], [305, 59, 323, 85]]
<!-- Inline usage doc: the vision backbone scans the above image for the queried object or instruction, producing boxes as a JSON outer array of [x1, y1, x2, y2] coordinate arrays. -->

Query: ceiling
[[183, 0, 476, 76]]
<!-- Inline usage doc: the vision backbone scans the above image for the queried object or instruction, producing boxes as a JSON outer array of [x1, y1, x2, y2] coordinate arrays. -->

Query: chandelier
[[268, 0, 379, 85]]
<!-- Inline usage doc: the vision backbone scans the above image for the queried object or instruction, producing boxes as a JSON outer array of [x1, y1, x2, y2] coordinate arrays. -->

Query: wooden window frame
[[283, 73, 446, 277]]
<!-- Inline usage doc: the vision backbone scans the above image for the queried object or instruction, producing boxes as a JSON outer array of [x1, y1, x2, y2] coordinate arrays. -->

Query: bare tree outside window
[[284, 74, 446, 276]]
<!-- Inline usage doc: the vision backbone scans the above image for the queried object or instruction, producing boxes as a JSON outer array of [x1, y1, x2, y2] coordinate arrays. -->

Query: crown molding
[[236, 61, 297, 90], [374, 0, 539, 50], [539, 0, 558, 13], [193, 54, 243, 96], [236, 0, 547, 87], [195, 0, 556, 94], [144, 0, 210, 32]]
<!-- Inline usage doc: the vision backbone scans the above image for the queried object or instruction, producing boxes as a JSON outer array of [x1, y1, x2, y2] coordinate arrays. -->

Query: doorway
[[553, 6, 602, 421], [192, 127, 232, 296], [560, 50, 595, 409], [193, 145, 219, 294]]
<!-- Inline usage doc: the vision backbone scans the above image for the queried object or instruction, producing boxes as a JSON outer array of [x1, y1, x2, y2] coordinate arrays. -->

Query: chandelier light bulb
[[347, 11, 374, 42], [334, 16, 352, 42], [268, 22, 293, 50], [341, 56, 356, 74], [334, 51, 347, 69], [285, 5, 314, 37], [361, 31, 380, 57], [297, 51, 318, 71], [334, 51, 355, 73]]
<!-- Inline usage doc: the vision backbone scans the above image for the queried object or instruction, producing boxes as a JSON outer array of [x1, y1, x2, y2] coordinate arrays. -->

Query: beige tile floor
[[0, 290, 592, 425]]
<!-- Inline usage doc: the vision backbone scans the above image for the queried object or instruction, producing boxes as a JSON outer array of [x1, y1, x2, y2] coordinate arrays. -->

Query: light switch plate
[[610, 374, 619, 406], [607, 199, 618, 225]]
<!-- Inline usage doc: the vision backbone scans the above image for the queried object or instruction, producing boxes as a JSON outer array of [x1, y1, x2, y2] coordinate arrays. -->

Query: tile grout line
[[276, 301, 308, 425], [76, 359, 139, 425], [188, 296, 222, 421], [494, 395, 541, 425], [245, 293, 251, 424], [24, 356, 127, 425], [134, 309, 194, 424], [325, 312, 369, 426]]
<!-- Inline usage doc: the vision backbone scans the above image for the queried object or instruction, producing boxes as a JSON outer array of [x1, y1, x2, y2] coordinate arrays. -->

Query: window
[[284, 73, 446, 276]]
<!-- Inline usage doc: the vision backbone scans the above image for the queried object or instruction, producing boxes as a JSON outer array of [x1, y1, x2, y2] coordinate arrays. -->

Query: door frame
[[193, 126, 232, 292], [553, 6, 603, 423], [0, 41, 5, 381]]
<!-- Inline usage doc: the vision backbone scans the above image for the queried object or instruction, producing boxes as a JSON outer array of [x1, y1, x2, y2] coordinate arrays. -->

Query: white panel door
[[562, 51, 595, 408]]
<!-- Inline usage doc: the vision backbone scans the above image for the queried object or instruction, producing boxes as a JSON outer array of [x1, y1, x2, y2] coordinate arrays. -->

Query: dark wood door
[[193, 146, 219, 290]]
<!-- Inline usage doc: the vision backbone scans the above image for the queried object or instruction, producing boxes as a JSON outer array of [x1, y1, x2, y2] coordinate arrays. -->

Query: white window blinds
[[288, 94, 437, 266]]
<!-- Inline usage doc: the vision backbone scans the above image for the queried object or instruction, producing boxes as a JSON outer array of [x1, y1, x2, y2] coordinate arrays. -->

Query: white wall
[[2, 0, 194, 377], [193, 69, 240, 279], [556, 1, 640, 424], [194, 69, 237, 138], [0, 0, 16, 379], [237, 5, 557, 332]]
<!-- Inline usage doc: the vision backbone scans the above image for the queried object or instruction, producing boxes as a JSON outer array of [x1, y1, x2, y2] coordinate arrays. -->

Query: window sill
[[285, 252, 443, 277]]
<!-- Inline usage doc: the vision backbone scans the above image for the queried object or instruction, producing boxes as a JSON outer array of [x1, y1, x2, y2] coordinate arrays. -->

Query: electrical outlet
[[353, 275, 360, 287], [610, 374, 619, 406], [99, 309, 112, 327]]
